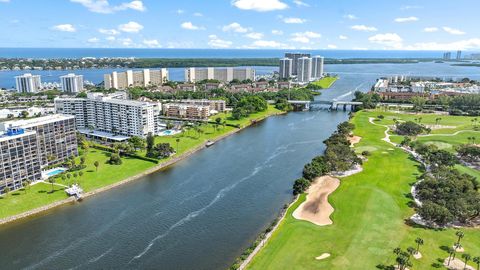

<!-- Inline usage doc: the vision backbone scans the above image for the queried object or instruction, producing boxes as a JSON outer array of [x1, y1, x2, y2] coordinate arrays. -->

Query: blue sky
[[1, 0, 479, 50]]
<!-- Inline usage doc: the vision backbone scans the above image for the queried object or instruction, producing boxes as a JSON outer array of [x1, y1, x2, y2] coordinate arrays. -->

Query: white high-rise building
[[279, 58, 293, 79], [104, 69, 169, 90], [60, 73, 84, 93], [297, 57, 312, 83], [311, 56, 324, 79], [15, 73, 42, 93], [54, 92, 162, 138], [285, 53, 311, 75], [184, 67, 255, 83]]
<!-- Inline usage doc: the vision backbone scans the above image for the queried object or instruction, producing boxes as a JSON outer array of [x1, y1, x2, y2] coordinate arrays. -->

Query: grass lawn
[[0, 105, 282, 221], [248, 110, 480, 270], [309, 76, 338, 89]]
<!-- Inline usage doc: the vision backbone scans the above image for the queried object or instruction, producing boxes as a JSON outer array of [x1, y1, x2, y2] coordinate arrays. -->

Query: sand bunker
[[444, 258, 475, 270], [315, 253, 331, 260], [348, 135, 362, 146], [292, 176, 340, 226]]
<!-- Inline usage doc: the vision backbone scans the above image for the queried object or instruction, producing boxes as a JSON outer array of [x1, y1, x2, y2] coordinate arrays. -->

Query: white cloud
[[290, 31, 321, 43], [327, 44, 338, 49], [245, 32, 264, 39], [181, 22, 205, 30], [272, 30, 283, 35], [87, 37, 100, 43], [118, 21, 143, 33], [70, 0, 146, 14], [293, 0, 309, 7], [351, 25, 378, 32], [52, 24, 76, 32], [222, 22, 248, 33], [193, 12, 203, 17], [176, 9, 185, 14], [208, 35, 232, 48], [368, 33, 403, 49], [98, 28, 120, 35], [251, 40, 287, 48], [443, 27, 465, 35], [0, 0, 11, 3], [283, 17, 306, 24], [423, 27, 439, 33], [119, 38, 133, 46], [232, 0, 288, 12], [106, 36, 116, 41], [401, 5, 422, 10], [339, 35, 348, 40], [143, 39, 161, 48], [394, 16, 419, 23], [404, 39, 480, 50], [344, 14, 357, 20]]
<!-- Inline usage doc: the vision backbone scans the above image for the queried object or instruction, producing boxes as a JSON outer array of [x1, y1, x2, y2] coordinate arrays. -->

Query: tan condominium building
[[163, 103, 210, 120], [185, 67, 255, 83], [179, 99, 226, 112], [104, 68, 169, 90], [55, 92, 162, 138], [0, 114, 78, 168], [0, 128, 41, 194]]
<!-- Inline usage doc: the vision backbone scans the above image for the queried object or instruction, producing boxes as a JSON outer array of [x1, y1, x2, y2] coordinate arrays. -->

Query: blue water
[[0, 48, 449, 59], [46, 169, 66, 176]]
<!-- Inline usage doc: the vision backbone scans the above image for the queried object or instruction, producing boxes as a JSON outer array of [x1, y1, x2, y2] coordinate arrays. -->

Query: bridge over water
[[287, 100, 362, 111]]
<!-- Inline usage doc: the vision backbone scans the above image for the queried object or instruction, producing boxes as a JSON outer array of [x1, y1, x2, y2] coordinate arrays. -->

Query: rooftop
[[0, 114, 75, 131]]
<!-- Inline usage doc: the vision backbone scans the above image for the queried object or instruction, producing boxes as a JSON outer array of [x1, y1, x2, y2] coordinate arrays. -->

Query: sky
[[1, 0, 480, 50]]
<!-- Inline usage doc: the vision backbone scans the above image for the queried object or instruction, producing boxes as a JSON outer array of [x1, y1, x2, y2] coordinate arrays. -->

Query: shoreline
[[0, 111, 285, 227]]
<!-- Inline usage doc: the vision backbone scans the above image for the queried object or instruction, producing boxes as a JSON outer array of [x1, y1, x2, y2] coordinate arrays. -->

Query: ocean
[[0, 48, 448, 59]]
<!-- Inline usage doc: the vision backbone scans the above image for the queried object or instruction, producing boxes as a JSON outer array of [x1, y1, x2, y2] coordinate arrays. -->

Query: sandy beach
[[292, 176, 340, 226]]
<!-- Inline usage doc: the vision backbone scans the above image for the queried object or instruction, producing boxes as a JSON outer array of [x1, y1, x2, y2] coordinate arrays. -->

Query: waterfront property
[[247, 111, 480, 270], [54, 92, 162, 139], [60, 73, 84, 93], [184, 67, 256, 83], [162, 103, 211, 120], [0, 114, 78, 167], [104, 68, 169, 90], [15, 73, 42, 93]]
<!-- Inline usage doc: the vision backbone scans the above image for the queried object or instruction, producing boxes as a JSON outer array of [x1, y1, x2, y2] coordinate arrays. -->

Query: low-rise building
[[179, 99, 226, 112], [104, 69, 169, 90], [163, 103, 210, 120], [185, 67, 255, 83], [177, 84, 197, 91]]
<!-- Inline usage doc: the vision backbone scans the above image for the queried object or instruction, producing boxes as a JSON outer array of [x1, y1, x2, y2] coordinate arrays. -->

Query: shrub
[[361, 150, 371, 156], [293, 178, 310, 195]]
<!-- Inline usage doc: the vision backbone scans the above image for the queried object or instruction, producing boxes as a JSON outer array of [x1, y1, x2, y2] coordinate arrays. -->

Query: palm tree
[[448, 247, 456, 265], [456, 231, 465, 246], [22, 181, 28, 194], [473, 256, 480, 270], [473, 136, 477, 144], [415, 237, 424, 254], [462, 254, 472, 270], [3, 186, 10, 197], [454, 243, 462, 260], [48, 178, 55, 193], [175, 138, 180, 154], [94, 161, 99, 172], [393, 247, 402, 256]]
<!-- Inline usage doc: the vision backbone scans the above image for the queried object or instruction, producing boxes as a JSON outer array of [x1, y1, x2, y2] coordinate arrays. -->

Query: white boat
[[206, 140, 215, 147]]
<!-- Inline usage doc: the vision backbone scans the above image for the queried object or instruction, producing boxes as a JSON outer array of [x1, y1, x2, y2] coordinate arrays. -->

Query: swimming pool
[[46, 168, 66, 177], [159, 130, 181, 136]]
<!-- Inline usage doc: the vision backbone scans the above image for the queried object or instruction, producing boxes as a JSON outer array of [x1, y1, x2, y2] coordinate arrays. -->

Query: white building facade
[[297, 57, 312, 83], [279, 58, 293, 79], [311, 56, 324, 79], [104, 69, 169, 90], [60, 73, 84, 93], [184, 67, 255, 83], [15, 73, 42, 93]]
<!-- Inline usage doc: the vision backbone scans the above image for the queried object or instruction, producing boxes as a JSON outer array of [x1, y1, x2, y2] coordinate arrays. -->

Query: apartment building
[[54, 92, 161, 138], [15, 73, 42, 93], [297, 57, 312, 83], [184, 67, 255, 83], [0, 114, 78, 167], [0, 128, 41, 194], [61, 73, 84, 93], [285, 53, 311, 75], [104, 69, 169, 89], [311, 56, 324, 79], [179, 99, 226, 112], [163, 103, 210, 120], [279, 58, 293, 79]]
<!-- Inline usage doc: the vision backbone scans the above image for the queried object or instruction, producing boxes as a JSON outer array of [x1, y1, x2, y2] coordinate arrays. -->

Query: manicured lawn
[[248, 110, 480, 270], [309, 76, 338, 89], [211, 105, 283, 128], [0, 183, 67, 220]]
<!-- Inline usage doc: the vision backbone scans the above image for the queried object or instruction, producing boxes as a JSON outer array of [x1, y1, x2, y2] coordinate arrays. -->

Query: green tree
[[146, 132, 155, 153], [415, 237, 424, 254], [456, 231, 465, 246], [48, 178, 55, 193], [175, 138, 180, 154], [22, 181, 28, 194], [94, 161, 100, 172], [462, 254, 472, 270], [411, 96, 427, 112], [472, 256, 480, 270], [3, 186, 10, 197], [292, 178, 310, 195]]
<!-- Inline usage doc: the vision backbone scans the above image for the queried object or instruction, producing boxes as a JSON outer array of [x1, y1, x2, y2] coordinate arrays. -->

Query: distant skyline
[[1, 0, 479, 50]]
